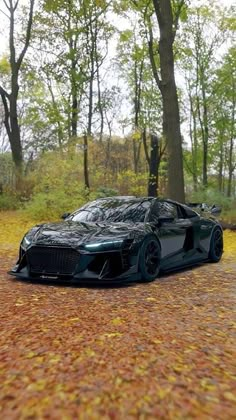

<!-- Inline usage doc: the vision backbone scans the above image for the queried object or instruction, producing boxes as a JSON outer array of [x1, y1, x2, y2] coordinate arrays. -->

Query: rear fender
[[209, 224, 223, 243]]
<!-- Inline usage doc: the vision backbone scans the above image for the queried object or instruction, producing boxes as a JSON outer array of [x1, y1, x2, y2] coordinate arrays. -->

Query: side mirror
[[61, 212, 71, 220], [211, 206, 221, 216], [158, 214, 175, 225]]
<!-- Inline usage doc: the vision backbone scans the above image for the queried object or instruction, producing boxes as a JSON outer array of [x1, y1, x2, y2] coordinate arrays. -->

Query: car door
[[182, 204, 210, 259], [149, 200, 192, 267]]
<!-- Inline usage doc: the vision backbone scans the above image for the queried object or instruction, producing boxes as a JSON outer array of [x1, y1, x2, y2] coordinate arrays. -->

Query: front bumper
[[9, 244, 140, 284]]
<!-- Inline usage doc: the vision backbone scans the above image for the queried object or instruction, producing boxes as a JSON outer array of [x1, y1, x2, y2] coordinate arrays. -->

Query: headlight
[[20, 226, 40, 250], [84, 239, 124, 251], [21, 235, 32, 250]]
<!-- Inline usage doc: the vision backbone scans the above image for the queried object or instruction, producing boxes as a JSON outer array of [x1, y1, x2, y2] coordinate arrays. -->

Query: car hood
[[27, 221, 147, 249]]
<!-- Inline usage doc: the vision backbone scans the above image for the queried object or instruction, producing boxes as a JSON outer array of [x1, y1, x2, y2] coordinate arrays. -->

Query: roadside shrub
[[24, 184, 88, 221], [221, 201, 236, 224], [117, 170, 148, 196], [91, 186, 119, 199], [0, 192, 21, 210], [187, 188, 233, 210], [187, 188, 236, 223]]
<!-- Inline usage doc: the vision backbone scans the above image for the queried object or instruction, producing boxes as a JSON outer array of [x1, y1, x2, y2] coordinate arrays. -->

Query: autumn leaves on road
[[0, 212, 235, 418]]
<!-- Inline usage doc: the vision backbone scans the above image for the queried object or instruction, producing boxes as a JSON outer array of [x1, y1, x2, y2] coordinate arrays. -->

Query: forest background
[[0, 0, 235, 221]]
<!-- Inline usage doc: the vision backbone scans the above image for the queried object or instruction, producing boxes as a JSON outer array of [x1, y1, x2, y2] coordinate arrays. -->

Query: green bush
[[117, 170, 148, 196], [0, 193, 21, 210], [187, 188, 233, 210], [187, 187, 236, 223], [24, 185, 88, 221], [91, 186, 119, 199], [221, 202, 236, 224]]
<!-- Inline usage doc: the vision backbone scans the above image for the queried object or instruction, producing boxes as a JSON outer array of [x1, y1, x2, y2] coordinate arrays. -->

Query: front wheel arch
[[138, 235, 161, 282]]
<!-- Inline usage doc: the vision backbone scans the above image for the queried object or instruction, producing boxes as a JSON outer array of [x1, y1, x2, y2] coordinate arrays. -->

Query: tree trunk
[[83, 134, 90, 190], [151, 0, 185, 202], [105, 120, 112, 173], [47, 79, 64, 149], [202, 82, 209, 188], [227, 137, 234, 197], [196, 92, 208, 187], [71, 89, 78, 138], [218, 141, 223, 193], [0, 0, 35, 180], [142, 129, 160, 197], [189, 90, 198, 191], [148, 134, 159, 197], [2, 83, 23, 179], [96, 44, 104, 142], [69, 44, 78, 138], [132, 139, 142, 174], [1, 57, 23, 179], [142, 128, 150, 167], [227, 84, 235, 197], [132, 58, 144, 173]]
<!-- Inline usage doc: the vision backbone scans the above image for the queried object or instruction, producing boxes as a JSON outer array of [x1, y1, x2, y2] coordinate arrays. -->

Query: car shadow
[[8, 275, 135, 289], [160, 261, 205, 278]]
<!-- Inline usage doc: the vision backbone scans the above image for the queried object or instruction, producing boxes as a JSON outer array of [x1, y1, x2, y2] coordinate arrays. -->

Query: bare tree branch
[[172, 0, 186, 40], [0, 89, 11, 139], [17, 0, 35, 69], [0, 0, 35, 173], [159, 141, 167, 159], [3, 0, 10, 11], [0, 7, 10, 19], [13, 0, 19, 12], [152, 0, 162, 26], [142, 127, 150, 165], [148, 22, 162, 92], [0, 85, 10, 99], [9, 0, 16, 66]]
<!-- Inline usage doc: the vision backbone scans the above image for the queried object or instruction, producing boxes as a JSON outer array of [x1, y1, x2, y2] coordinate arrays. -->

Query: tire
[[138, 236, 161, 282], [208, 227, 223, 262]]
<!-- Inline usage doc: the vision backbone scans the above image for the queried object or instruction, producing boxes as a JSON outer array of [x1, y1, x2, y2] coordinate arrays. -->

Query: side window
[[182, 205, 198, 218], [176, 205, 186, 219], [158, 202, 178, 218], [149, 201, 178, 222]]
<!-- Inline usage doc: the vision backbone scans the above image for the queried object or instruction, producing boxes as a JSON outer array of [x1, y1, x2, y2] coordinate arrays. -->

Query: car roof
[[95, 196, 154, 202], [95, 196, 185, 205]]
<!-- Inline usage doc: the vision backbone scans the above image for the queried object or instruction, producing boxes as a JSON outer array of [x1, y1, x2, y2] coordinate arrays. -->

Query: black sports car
[[10, 196, 223, 283]]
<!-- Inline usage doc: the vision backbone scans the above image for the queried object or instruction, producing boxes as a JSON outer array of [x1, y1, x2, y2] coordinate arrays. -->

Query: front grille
[[27, 246, 80, 275]]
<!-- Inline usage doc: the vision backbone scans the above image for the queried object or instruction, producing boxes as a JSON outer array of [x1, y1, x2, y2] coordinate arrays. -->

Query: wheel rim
[[144, 240, 160, 275], [214, 230, 223, 258]]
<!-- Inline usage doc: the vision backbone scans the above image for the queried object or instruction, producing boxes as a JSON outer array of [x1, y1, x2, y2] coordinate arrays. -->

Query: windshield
[[69, 199, 151, 223]]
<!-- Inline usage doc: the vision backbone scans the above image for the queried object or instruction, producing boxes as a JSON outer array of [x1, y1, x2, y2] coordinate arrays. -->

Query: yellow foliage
[[111, 317, 125, 325], [0, 217, 235, 420], [0, 55, 10, 75], [223, 230, 236, 256]]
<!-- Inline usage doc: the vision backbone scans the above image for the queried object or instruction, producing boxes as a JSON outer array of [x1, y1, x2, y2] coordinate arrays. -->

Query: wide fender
[[209, 223, 223, 243], [137, 233, 162, 263]]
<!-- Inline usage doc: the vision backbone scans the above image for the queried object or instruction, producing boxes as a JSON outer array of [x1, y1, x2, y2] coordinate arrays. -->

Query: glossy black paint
[[9, 196, 223, 283]]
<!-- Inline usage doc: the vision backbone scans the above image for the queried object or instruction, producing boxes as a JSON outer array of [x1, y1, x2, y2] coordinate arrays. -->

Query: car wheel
[[138, 236, 161, 282], [209, 227, 223, 262]]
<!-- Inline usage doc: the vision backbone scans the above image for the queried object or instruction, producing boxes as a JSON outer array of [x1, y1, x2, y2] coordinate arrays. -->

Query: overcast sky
[[0, 0, 234, 145], [0, 0, 235, 54]]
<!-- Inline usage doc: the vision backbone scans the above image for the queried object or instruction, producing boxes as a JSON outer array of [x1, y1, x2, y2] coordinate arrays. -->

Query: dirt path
[[0, 213, 235, 419]]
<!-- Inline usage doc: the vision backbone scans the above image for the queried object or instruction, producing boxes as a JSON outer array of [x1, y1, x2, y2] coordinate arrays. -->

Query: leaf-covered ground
[[0, 212, 235, 419]]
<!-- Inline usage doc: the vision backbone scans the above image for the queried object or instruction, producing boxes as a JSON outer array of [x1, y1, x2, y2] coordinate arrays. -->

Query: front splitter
[[8, 270, 141, 285]]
